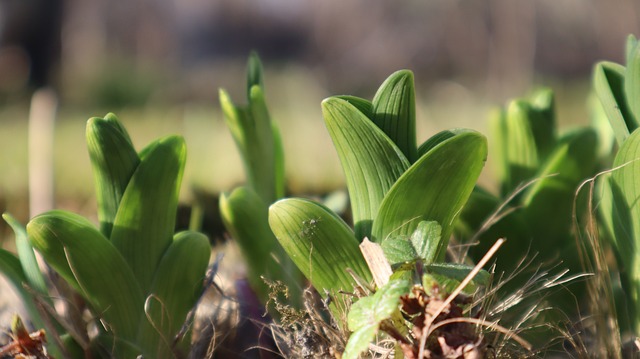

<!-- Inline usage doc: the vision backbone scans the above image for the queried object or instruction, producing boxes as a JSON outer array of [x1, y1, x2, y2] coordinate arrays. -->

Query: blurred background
[[0, 0, 639, 227]]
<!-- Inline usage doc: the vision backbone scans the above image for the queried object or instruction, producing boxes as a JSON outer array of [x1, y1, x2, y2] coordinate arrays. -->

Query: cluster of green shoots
[[3, 34, 640, 358]]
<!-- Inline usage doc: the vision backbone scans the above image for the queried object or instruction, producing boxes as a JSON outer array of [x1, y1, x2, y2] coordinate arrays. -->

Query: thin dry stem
[[428, 316, 532, 350], [419, 238, 505, 358]]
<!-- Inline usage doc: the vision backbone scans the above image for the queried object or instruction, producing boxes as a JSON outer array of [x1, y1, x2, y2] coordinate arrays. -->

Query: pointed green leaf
[[417, 129, 467, 158], [504, 100, 538, 191], [627, 34, 639, 66], [322, 97, 410, 240], [137, 231, 210, 359], [86, 114, 140, 237], [28, 210, 144, 340], [220, 85, 280, 204], [372, 70, 418, 162], [335, 95, 373, 119], [626, 38, 640, 128], [272, 122, 286, 200], [249, 84, 281, 202], [594, 62, 632, 145], [529, 88, 557, 160], [111, 136, 186, 293], [589, 93, 616, 160], [220, 187, 300, 302], [269, 198, 372, 313], [246, 51, 264, 97], [372, 131, 487, 261], [3, 213, 47, 296]]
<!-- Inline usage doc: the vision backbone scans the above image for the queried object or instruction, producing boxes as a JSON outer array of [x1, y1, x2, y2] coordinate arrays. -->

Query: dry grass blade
[[468, 176, 556, 246], [419, 238, 506, 358], [571, 166, 630, 359]]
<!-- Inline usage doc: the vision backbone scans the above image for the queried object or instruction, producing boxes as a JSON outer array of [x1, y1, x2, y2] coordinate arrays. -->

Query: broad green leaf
[[94, 333, 143, 359], [111, 136, 186, 293], [372, 70, 418, 162], [220, 187, 300, 302], [626, 36, 640, 127], [335, 95, 373, 119], [86, 114, 140, 237], [3, 213, 47, 295], [269, 198, 372, 315], [347, 278, 411, 331], [504, 100, 538, 191], [454, 187, 530, 273], [322, 97, 410, 240], [608, 128, 640, 333], [137, 231, 210, 359], [610, 128, 640, 277], [522, 128, 598, 242], [342, 324, 377, 359], [529, 88, 557, 160], [372, 131, 487, 261], [417, 128, 470, 158], [28, 210, 145, 340], [594, 62, 632, 145], [489, 108, 509, 193], [589, 93, 616, 160]]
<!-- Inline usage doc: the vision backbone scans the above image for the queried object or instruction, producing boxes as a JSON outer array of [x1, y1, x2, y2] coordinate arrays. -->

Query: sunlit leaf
[[626, 36, 640, 127], [335, 95, 373, 119], [372, 131, 487, 261], [504, 100, 539, 191], [594, 62, 632, 145], [372, 70, 418, 162], [220, 54, 282, 204], [322, 97, 410, 240], [529, 88, 557, 160], [28, 211, 144, 340], [110, 136, 186, 293], [220, 187, 301, 302], [86, 114, 140, 237], [269, 198, 372, 316], [137, 231, 210, 359]]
